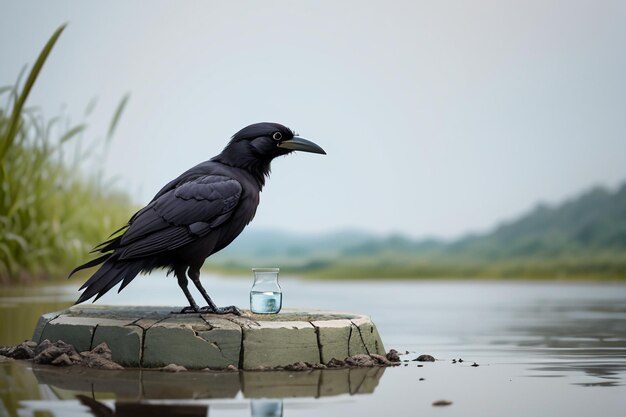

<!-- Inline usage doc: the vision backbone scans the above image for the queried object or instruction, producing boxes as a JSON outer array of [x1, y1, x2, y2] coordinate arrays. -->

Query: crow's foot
[[176, 305, 200, 314], [199, 305, 241, 315]]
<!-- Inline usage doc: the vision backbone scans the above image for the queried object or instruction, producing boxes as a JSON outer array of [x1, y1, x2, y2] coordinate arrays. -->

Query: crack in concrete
[[191, 331, 230, 362], [309, 321, 323, 364], [195, 318, 233, 359], [139, 325, 147, 368], [126, 316, 149, 360], [36, 312, 63, 343], [198, 315, 215, 330], [347, 325, 353, 356], [126, 323, 144, 332], [349, 320, 370, 355], [238, 330, 245, 370], [200, 338, 234, 363], [189, 327, 229, 362], [138, 315, 169, 368], [148, 316, 170, 329], [221, 316, 245, 329], [132, 315, 170, 331], [228, 315, 260, 327], [89, 324, 99, 351], [211, 316, 245, 367], [238, 329, 246, 369], [219, 317, 246, 370]]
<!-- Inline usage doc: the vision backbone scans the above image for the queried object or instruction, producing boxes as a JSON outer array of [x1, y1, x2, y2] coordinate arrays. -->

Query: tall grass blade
[[84, 97, 98, 117], [59, 124, 87, 144], [0, 23, 67, 160], [106, 93, 130, 142]]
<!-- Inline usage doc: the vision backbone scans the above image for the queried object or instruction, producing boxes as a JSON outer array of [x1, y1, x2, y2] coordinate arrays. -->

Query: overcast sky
[[2, 0, 625, 239]]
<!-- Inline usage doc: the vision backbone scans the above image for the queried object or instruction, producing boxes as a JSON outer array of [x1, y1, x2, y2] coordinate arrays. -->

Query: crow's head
[[227, 122, 326, 159], [214, 122, 325, 182]]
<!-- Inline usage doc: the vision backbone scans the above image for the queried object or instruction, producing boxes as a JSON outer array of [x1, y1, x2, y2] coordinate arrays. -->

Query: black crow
[[70, 122, 325, 314]]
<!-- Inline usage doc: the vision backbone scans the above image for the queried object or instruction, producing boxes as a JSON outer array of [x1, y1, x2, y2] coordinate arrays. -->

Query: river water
[[1, 275, 625, 416]]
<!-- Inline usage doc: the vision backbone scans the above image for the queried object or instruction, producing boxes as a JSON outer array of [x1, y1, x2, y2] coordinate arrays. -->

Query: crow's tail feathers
[[74, 255, 143, 305], [68, 253, 112, 278], [90, 232, 125, 254]]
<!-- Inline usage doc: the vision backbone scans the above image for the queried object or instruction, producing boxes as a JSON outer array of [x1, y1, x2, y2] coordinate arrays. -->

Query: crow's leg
[[188, 268, 241, 315], [175, 266, 201, 314]]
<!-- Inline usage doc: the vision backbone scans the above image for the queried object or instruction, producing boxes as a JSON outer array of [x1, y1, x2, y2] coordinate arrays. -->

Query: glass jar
[[250, 268, 282, 314]]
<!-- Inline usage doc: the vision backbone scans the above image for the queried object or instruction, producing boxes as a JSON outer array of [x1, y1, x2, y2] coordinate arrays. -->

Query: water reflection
[[251, 400, 283, 417], [42, 396, 286, 417], [4, 362, 383, 417], [499, 295, 626, 386], [526, 362, 624, 387], [32, 365, 385, 400], [0, 285, 74, 345], [78, 395, 208, 417]]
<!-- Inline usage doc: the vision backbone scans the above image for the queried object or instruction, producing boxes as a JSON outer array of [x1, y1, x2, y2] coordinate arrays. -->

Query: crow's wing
[[116, 175, 242, 259]]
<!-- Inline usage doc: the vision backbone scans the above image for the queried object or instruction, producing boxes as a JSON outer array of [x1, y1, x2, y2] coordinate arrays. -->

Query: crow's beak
[[277, 136, 326, 155]]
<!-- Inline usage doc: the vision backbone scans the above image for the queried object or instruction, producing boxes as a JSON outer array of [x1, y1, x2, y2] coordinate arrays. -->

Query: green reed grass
[[0, 24, 133, 284]]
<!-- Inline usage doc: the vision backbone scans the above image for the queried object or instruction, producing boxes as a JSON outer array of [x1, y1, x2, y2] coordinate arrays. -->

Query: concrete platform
[[32, 306, 386, 370]]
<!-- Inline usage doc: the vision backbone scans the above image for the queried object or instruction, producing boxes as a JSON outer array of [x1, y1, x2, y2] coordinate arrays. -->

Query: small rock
[[326, 358, 345, 368], [311, 363, 327, 370], [458, 358, 464, 363], [5, 339, 123, 370], [35, 339, 53, 355], [34, 341, 79, 364], [225, 364, 238, 372], [79, 342, 122, 370], [471, 362, 479, 367], [414, 354, 435, 362], [284, 361, 310, 371], [87, 343, 113, 361], [405, 350, 410, 354], [419, 378, 425, 381], [10, 344, 35, 360], [432, 400, 452, 406], [84, 356, 124, 370], [370, 353, 394, 366], [0, 355, 14, 363], [452, 359, 457, 364], [417, 364, 423, 367], [386, 349, 401, 362], [1, 341, 39, 360], [51, 353, 73, 366], [345, 354, 376, 367], [162, 364, 187, 372]]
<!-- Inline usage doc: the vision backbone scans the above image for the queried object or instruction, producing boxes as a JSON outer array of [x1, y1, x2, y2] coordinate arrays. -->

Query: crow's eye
[[272, 132, 282, 141]]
